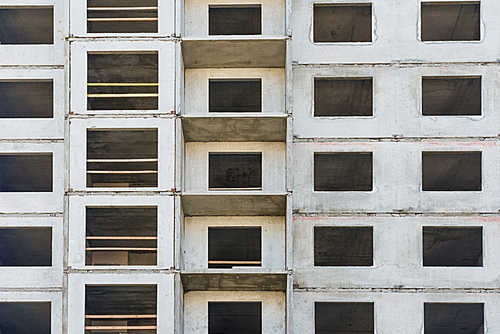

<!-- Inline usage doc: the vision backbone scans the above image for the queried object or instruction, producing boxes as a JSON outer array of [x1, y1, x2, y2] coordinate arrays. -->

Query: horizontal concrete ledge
[[67, 36, 177, 42], [67, 191, 176, 196], [66, 269, 176, 274], [181, 193, 287, 216], [181, 273, 287, 291], [182, 36, 286, 68], [293, 287, 500, 294], [182, 115, 287, 142]]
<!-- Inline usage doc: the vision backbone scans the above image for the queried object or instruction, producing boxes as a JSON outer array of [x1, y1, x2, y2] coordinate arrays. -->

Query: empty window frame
[[314, 78, 373, 117], [422, 152, 481, 191], [0, 7, 53, 45], [86, 207, 157, 266], [0, 302, 51, 334], [315, 302, 374, 334], [85, 285, 157, 333], [422, 77, 481, 116], [421, 2, 480, 41], [423, 227, 482, 267], [314, 227, 373, 266], [208, 227, 261, 268], [0, 81, 53, 118], [87, 52, 158, 110], [209, 79, 262, 113], [0, 228, 52, 266], [209, 5, 262, 35], [314, 153, 373, 191], [424, 303, 484, 334], [209, 153, 262, 190], [87, 0, 158, 34], [0, 154, 52, 192], [314, 4, 372, 43], [209, 302, 262, 334], [87, 130, 158, 188]]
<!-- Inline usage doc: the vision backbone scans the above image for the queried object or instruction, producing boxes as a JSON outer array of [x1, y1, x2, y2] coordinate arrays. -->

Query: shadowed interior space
[[86, 207, 157, 266], [0, 7, 53, 44], [209, 79, 262, 113], [314, 153, 373, 191], [209, 302, 262, 334], [422, 77, 481, 116], [423, 227, 482, 267], [0, 81, 53, 118], [422, 152, 481, 191], [87, 129, 158, 188], [209, 153, 262, 190], [209, 5, 261, 35], [87, 53, 158, 110], [85, 285, 157, 334], [0, 228, 52, 266], [421, 2, 480, 41], [424, 303, 484, 334], [314, 227, 373, 266], [314, 4, 372, 43], [87, 0, 158, 34], [315, 302, 374, 334], [0, 302, 51, 334], [0, 154, 52, 192], [314, 78, 373, 117], [208, 227, 261, 268]]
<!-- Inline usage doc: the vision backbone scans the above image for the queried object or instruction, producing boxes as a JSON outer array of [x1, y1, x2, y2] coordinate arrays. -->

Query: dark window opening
[[86, 207, 157, 266], [0, 302, 51, 334], [87, 0, 158, 34], [0, 7, 53, 44], [314, 227, 373, 266], [209, 302, 262, 334], [0, 81, 53, 118], [422, 77, 481, 116], [87, 53, 158, 110], [423, 227, 482, 267], [209, 79, 262, 113], [209, 5, 262, 35], [421, 2, 480, 41], [314, 153, 373, 191], [85, 285, 157, 334], [209, 153, 262, 190], [0, 228, 51, 266], [315, 302, 374, 334], [422, 152, 481, 191], [314, 4, 372, 43], [314, 78, 373, 117], [87, 129, 158, 188], [208, 227, 261, 268], [424, 303, 484, 334], [0, 154, 52, 192]]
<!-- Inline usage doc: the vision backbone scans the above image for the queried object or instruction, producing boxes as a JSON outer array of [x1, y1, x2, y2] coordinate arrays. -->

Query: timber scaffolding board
[[85, 314, 158, 330]]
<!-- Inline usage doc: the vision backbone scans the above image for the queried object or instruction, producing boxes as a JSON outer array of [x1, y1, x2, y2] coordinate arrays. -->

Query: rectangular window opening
[[421, 2, 480, 41], [86, 207, 157, 266], [314, 78, 373, 117], [314, 153, 373, 191], [423, 227, 482, 267], [0, 302, 51, 334], [0, 81, 53, 118], [0, 228, 52, 266], [209, 5, 262, 35], [314, 4, 372, 43], [315, 302, 374, 334], [85, 285, 157, 334], [87, 129, 158, 188], [0, 7, 53, 44], [209, 79, 262, 113], [422, 77, 481, 116], [208, 227, 261, 268], [87, 0, 158, 34], [422, 152, 481, 191], [209, 153, 262, 190], [424, 303, 484, 334], [314, 227, 373, 266], [209, 302, 262, 334], [0, 154, 53, 192], [87, 52, 158, 111]]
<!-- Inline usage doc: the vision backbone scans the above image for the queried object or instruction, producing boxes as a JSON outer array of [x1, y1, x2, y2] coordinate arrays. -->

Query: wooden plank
[[85, 326, 157, 330], [87, 247, 158, 251], [87, 170, 158, 174], [86, 315, 157, 319], [87, 7, 158, 10], [87, 93, 159, 97], [87, 83, 158, 86], [208, 187, 263, 191], [87, 18, 159, 21], [87, 158, 158, 162], [86, 236, 158, 240], [208, 260, 262, 265]]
